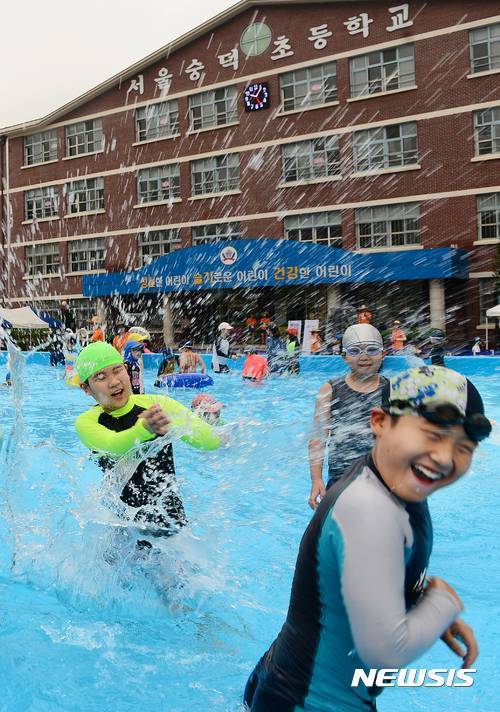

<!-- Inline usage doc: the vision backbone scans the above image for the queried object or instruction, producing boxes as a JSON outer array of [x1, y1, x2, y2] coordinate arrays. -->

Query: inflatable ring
[[155, 373, 214, 389]]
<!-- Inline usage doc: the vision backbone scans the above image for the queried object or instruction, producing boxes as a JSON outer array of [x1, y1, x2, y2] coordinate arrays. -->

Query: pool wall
[[1, 350, 499, 375]]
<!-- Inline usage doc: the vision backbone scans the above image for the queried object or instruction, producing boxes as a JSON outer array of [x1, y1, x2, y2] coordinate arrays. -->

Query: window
[[474, 107, 500, 155], [191, 154, 240, 195], [280, 61, 337, 112], [138, 229, 181, 265], [189, 87, 238, 130], [470, 23, 500, 73], [479, 278, 500, 323], [25, 242, 60, 276], [192, 222, 241, 244], [353, 122, 418, 172], [350, 44, 415, 97], [24, 130, 57, 166], [284, 212, 342, 247], [68, 237, 105, 272], [66, 177, 104, 214], [135, 100, 179, 142], [477, 193, 500, 239], [137, 164, 181, 203], [356, 203, 421, 249], [282, 136, 340, 182], [65, 119, 103, 157], [24, 186, 59, 221], [68, 298, 99, 328]]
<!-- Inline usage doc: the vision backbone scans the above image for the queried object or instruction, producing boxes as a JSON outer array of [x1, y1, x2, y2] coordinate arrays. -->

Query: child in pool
[[75, 342, 220, 539]]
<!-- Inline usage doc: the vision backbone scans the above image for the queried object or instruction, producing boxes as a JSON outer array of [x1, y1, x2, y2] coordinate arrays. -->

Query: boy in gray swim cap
[[308, 324, 386, 509]]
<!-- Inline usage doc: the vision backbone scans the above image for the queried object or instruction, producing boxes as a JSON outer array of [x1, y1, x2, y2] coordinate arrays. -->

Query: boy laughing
[[245, 366, 491, 711]]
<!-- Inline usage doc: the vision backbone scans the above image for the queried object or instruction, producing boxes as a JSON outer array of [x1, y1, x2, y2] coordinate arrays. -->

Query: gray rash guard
[[245, 454, 462, 711], [327, 377, 388, 485]]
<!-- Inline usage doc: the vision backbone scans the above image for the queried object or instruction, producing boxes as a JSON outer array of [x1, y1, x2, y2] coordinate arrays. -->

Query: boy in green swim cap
[[75, 342, 220, 540]]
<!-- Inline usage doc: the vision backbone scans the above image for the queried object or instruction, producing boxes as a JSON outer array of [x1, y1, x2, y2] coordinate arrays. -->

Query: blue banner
[[83, 239, 468, 296]]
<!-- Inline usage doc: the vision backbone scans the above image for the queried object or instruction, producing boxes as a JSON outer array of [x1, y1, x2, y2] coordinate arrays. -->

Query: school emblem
[[220, 246, 238, 265]]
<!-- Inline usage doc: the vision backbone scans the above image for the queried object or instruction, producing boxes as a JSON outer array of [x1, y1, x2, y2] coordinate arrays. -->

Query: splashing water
[[0, 351, 498, 711]]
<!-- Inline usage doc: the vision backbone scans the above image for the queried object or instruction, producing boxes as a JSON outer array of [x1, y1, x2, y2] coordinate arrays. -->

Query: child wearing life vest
[[242, 349, 268, 382]]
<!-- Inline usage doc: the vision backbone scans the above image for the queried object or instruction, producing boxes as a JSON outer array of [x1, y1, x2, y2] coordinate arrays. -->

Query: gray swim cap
[[342, 324, 383, 351]]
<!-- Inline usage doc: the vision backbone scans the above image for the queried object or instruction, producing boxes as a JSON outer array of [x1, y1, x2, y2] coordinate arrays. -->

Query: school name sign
[[83, 239, 468, 297]]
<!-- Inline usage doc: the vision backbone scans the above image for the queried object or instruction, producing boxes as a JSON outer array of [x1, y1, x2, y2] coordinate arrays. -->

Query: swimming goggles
[[344, 344, 383, 357], [388, 400, 492, 442]]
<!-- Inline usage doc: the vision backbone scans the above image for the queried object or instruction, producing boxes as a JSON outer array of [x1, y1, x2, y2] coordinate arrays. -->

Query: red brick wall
[[2, 0, 500, 334]]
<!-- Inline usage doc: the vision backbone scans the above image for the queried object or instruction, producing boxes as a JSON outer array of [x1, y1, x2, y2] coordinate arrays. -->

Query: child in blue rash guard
[[245, 366, 491, 712], [75, 342, 220, 539], [124, 339, 145, 395]]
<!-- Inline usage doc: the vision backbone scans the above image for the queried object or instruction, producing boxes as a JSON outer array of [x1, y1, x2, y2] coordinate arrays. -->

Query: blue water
[[0, 354, 498, 711]]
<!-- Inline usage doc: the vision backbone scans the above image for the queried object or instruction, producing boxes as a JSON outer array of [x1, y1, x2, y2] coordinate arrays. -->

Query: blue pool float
[[155, 373, 214, 389]]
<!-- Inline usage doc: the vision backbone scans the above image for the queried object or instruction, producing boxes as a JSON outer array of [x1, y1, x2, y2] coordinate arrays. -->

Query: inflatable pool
[[155, 373, 214, 389]]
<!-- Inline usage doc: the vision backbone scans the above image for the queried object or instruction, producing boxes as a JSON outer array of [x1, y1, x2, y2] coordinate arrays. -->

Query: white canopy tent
[[0, 306, 49, 329], [486, 304, 500, 350]]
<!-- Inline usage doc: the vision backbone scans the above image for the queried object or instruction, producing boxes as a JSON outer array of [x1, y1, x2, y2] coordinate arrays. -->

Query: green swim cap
[[76, 342, 123, 382]]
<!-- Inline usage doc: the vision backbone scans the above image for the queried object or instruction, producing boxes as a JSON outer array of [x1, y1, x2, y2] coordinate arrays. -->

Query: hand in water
[[140, 404, 171, 435]]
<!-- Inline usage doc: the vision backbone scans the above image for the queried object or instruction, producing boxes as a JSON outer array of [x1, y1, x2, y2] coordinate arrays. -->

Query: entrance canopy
[[486, 304, 500, 318], [0, 306, 51, 329], [83, 239, 468, 297]]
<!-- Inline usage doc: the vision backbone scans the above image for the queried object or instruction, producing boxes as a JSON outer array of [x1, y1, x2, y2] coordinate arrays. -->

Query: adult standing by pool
[[357, 303, 373, 324], [90, 316, 105, 343], [308, 324, 386, 509], [390, 319, 407, 352], [212, 323, 234, 374]]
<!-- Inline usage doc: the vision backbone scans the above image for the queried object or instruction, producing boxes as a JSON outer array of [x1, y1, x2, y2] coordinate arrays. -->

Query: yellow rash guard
[[75, 393, 221, 456]]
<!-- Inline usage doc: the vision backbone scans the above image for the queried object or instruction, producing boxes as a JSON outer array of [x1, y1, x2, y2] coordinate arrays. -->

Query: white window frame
[[192, 222, 241, 244], [67, 298, 99, 328], [189, 86, 238, 130], [477, 193, 500, 240], [65, 119, 103, 157], [350, 44, 415, 98], [353, 122, 418, 171], [24, 130, 58, 166], [280, 61, 337, 112], [356, 203, 421, 249], [191, 154, 240, 196], [24, 186, 59, 221], [68, 237, 105, 272], [135, 100, 179, 142], [25, 242, 60, 277], [470, 23, 500, 74], [474, 107, 500, 155], [66, 177, 104, 214], [282, 136, 340, 182], [137, 164, 181, 203], [138, 229, 181, 265], [479, 278, 500, 323], [284, 212, 342, 247]]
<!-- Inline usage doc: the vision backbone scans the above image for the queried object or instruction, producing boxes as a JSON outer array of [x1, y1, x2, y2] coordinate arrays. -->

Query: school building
[[1, 0, 499, 343]]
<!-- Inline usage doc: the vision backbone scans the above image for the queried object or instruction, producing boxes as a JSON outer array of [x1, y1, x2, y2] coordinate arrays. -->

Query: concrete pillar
[[429, 279, 445, 331], [327, 285, 341, 312], [162, 295, 175, 346], [274, 297, 287, 326]]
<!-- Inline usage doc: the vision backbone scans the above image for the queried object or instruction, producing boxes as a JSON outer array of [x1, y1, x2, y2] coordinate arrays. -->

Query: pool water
[[0, 354, 498, 712]]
